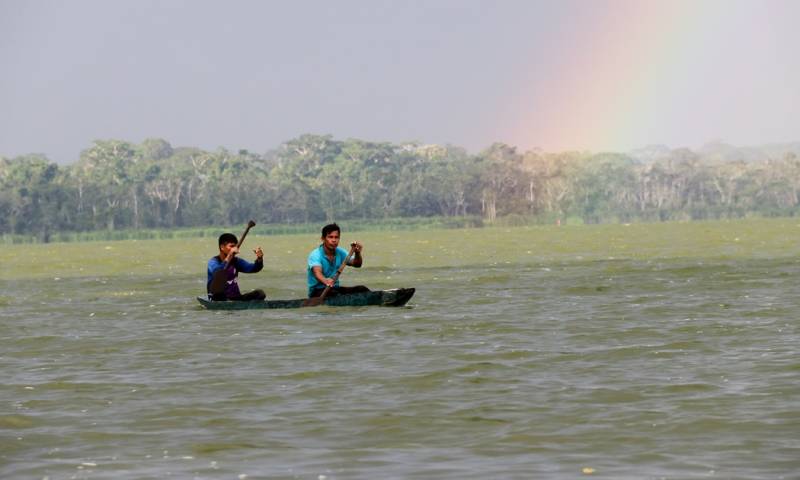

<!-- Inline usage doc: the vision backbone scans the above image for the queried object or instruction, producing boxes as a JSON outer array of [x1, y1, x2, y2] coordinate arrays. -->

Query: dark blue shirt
[[207, 256, 262, 299]]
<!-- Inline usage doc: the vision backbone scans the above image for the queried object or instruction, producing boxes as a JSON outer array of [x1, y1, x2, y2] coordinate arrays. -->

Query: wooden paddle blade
[[209, 269, 228, 295], [302, 296, 325, 307]]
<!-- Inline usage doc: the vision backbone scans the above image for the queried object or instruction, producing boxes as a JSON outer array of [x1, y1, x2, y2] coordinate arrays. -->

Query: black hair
[[218, 232, 238, 246], [321, 223, 340, 238]]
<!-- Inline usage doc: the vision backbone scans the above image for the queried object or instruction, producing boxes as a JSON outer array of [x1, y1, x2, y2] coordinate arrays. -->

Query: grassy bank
[[3, 217, 799, 282], [0, 216, 495, 245], [7, 211, 798, 245]]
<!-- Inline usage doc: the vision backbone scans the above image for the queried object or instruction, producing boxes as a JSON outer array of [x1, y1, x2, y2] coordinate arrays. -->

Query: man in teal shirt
[[307, 223, 370, 297]]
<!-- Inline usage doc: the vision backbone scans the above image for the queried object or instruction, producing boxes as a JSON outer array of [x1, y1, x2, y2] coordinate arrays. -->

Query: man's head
[[218, 233, 238, 256], [321, 223, 340, 238], [321, 223, 341, 251], [219, 232, 238, 247]]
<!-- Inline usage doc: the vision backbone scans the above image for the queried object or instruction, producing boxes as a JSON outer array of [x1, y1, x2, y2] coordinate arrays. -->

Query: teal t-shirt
[[307, 245, 349, 295]]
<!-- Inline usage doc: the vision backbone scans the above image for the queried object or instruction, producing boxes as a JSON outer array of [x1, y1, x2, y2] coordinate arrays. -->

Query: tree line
[[2, 135, 800, 241]]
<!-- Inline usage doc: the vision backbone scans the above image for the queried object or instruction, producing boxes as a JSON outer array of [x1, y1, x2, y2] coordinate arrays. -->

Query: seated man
[[307, 223, 370, 298], [207, 232, 266, 301]]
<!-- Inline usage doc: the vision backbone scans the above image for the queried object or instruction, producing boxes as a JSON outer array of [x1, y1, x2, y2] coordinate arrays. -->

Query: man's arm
[[235, 246, 264, 273], [311, 265, 334, 288]]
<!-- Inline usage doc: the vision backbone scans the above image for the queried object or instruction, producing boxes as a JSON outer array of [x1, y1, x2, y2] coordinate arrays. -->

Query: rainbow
[[501, 0, 727, 153]]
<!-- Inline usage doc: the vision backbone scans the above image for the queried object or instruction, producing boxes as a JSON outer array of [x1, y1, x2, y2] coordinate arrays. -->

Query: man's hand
[[323, 278, 335, 287], [225, 246, 240, 262], [349, 241, 364, 268], [253, 246, 264, 260]]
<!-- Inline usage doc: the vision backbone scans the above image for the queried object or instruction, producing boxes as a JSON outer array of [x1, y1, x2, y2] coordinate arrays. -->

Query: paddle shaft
[[317, 246, 356, 301], [304, 245, 356, 306], [222, 220, 256, 269]]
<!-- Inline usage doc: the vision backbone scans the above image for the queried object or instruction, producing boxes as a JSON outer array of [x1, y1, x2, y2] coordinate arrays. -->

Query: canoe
[[196, 288, 415, 310]]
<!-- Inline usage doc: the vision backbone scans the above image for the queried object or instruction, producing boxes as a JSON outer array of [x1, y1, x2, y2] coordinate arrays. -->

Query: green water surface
[[1, 219, 799, 479]]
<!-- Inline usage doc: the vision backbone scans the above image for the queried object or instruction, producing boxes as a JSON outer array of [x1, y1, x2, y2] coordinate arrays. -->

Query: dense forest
[[2, 135, 800, 241]]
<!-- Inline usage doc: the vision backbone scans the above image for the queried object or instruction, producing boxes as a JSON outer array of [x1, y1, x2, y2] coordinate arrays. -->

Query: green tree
[[0, 154, 66, 239], [475, 144, 530, 222], [75, 140, 138, 230]]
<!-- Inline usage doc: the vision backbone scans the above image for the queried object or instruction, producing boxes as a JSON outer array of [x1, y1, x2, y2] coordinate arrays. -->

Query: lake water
[[1, 220, 799, 479]]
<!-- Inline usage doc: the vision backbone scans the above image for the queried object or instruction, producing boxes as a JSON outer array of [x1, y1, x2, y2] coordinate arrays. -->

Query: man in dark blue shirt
[[207, 232, 266, 301]]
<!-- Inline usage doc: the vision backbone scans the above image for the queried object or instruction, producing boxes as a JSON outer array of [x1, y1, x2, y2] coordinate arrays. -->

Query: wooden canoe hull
[[196, 288, 415, 310]]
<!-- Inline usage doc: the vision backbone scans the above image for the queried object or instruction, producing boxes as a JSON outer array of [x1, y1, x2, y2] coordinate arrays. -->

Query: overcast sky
[[2, 0, 799, 163]]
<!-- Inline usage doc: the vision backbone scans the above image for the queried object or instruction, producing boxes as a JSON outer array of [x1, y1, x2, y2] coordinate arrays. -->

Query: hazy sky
[[2, 0, 799, 163]]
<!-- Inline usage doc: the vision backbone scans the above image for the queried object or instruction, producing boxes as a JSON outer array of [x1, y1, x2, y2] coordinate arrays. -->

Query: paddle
[[209, 220, 256, 296], [303, 245, 356, 307]]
